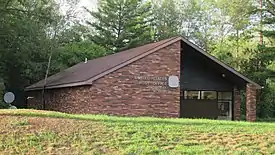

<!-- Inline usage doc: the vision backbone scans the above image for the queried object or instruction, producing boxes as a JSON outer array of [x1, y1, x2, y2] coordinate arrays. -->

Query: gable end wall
[[27, 41, 181, 118]]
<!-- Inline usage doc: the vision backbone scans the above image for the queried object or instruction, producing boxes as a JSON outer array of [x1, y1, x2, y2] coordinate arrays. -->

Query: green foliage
[[151, 0, 181, 40], [85, 0, 153, 52], [255, 0, 275, 117], [181, 0, 216, 50], [52, 41, 108, 72], [0, 0, 60, 108], [0, 0, 105, 108], [0, 0, 57, 87], [0, 78, 4, 106], [215, 0, 254, 31], [203, 0, 275, 118], [0, 103, 8, 109], [261, 0, 275, 72], [0, 78, 8, 109], [210, 33, 257, 70]]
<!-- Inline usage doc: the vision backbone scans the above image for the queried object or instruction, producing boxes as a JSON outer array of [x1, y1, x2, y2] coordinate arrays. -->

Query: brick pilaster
[[246, 83, 257, 122], [234, 87, 241, 121]]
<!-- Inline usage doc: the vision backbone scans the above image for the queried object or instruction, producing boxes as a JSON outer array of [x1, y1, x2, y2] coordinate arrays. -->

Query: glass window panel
[[201, 91, 217, 100], [218, 92, 232, 100], [218, 101, 230, 116], [184, 91, 200, 99]]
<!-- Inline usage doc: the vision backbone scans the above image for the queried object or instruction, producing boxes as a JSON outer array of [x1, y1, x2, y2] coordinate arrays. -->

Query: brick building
[[25, 37, 261, 121]]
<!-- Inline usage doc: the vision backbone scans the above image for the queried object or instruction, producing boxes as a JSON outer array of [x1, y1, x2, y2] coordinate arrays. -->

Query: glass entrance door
[[217, 92, 233, 120]]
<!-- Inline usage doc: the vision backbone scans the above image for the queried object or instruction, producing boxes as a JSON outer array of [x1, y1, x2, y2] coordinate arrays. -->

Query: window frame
[[183, 90, 201, 100], [201, 91, 217, 100], [183, 90, 218, 100], [183, 90, 233, 101]]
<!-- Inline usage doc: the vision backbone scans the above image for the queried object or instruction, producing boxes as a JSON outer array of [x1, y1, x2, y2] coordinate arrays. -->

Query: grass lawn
[[0, 109, 275, 154]]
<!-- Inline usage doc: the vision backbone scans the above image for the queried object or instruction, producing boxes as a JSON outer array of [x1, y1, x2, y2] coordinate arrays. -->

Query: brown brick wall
[[246, 83, 257, 122], [27, 41, 181, 118], [27, 91, 44, 109]]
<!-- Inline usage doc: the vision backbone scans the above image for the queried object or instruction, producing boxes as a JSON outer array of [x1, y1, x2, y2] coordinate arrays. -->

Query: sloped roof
[[25, 37, 178, 91], [25, 37, 261, 91]]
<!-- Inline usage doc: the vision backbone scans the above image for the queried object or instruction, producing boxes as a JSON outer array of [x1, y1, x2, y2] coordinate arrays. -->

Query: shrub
[[0, 102, 9, 109], [0, 78, 5, 109]]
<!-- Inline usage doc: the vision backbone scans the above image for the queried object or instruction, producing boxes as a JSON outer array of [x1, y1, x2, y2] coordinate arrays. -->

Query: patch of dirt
[[0, 115, 121, 155], [0, 116, 94, 134], [189, 131, 275, 154]]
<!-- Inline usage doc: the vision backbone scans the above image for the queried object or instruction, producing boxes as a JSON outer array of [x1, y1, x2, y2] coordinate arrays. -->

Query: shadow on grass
[[95, 118, 210, 126], [0, 111, 246, 127], [2, 109, 274, 128]]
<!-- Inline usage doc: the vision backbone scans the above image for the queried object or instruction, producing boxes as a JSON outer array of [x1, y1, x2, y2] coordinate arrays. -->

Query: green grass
[[0, 109, 275, 154]]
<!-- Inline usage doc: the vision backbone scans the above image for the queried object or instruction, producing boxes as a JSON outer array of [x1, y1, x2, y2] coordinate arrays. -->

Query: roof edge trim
[[25, 81, 93, 91]]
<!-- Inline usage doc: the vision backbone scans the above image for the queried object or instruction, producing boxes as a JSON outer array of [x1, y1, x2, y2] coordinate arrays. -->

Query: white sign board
[[4, 92, 15, 104], [168, 76, 179, 88]]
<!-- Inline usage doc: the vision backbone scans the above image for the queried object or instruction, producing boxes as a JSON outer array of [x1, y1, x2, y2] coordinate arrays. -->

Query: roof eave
[[25, 81, 93, 91]]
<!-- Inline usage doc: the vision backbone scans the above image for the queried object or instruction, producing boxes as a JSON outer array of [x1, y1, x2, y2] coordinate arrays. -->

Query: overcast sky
[[74, 0, 97, 21], [79, 0, 97, 8]]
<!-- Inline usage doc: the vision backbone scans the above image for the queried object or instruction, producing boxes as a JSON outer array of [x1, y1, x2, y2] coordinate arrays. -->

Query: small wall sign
[[168, 76, 179, 88], [133, 75, 179, 93]]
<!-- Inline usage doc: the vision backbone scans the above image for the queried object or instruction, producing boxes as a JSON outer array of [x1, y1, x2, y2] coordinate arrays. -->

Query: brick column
[[246, 83, 257, 122], [234, 87, 241, 121]]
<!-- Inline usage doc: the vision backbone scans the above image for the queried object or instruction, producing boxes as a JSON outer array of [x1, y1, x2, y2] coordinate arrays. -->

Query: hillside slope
[[0, 109, 275, 154]]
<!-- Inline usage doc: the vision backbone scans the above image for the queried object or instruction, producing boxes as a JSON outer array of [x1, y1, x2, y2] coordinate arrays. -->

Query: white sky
[[77, 0, 97, 21], [79, 0, 97, 9]]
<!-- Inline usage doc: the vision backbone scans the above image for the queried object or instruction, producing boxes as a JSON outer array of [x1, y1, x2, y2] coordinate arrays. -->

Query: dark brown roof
[[25, 37, 178, 91], [25, 37, 261, 91]]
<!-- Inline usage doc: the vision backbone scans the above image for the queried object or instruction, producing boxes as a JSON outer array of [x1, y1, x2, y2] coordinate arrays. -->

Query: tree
[[180, 0, 214, 50], [0, 0, 59, 107], [150, 0, 181, 41], [85, 0, 153, 52], [0, 0, 87, 108], [253, 0, 275, 117], [213, 0, 255, 55], [0, 78, 5, 108], [53, 41, 106, 70]]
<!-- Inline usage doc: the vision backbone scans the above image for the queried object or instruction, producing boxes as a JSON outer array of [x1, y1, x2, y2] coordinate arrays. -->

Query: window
[[217, 92, 232, 118], [184, 91, 232, 100], [184, 91, 200, 99], [218, 92, 232, 100], [201, 91, 217, 100], [183, 91, 233, 119], [184, 91, 217, 100], [218, 101, 230, 116]]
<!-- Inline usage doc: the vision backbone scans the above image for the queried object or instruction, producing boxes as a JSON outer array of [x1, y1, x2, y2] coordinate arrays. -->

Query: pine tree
[[247, 0, 275, 117], [244, 0, 275, 83], [261, 0, 275, 77], [262, 0, 275, 47], [85, 0, 153, 52]]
